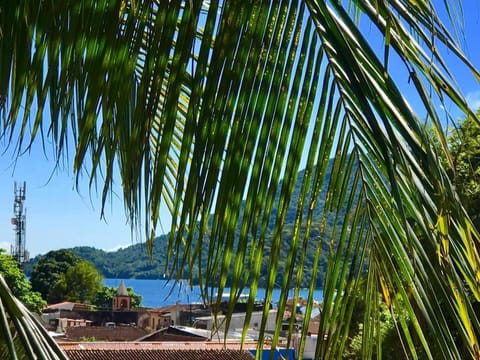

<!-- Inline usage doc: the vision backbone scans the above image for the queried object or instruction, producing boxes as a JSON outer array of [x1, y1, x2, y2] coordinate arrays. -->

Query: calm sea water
[[103, 278, 323, 308]]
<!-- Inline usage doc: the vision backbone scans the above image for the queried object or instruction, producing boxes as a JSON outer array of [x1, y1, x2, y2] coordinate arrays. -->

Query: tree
[[30, 249, 81, 302], [1, 1, 480, 359], [93, 285, 143, 309], [49, 261, 103, 304], [29, 249, 102, 304], [0, 250, 45, 314], [448, 113, 480, 228]]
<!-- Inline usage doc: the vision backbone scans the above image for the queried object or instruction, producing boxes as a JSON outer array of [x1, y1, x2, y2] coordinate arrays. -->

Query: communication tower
[[10, 181, 29, 265]]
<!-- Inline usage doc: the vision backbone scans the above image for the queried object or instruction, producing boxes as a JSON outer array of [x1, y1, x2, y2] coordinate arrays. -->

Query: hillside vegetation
[[26, 162, 353, 288]]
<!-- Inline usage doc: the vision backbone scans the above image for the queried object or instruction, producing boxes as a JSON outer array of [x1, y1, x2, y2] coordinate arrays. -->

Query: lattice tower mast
[[10, 181, 28, 265]]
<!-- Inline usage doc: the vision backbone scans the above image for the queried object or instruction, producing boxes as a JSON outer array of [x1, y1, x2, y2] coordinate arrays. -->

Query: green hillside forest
[[26, 162, 354, 288]]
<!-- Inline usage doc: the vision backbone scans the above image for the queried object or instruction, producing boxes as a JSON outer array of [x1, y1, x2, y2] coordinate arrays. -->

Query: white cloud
[[466, 91, 480, 111], [0, 241, 11, 253], [104, 244, 131, 252]]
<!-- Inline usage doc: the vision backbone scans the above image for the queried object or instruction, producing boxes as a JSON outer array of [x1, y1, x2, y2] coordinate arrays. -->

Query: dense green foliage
[[27, 228, 331, 288], [0, 275, 66, 360], [27, 248, 144, 306], [342, 120, 480, 359], [26, 244, 170, 280], [447, 113, 480, 228], [344, 301, 405, 359], [26, 165, 340, 286], [93, 285, 142, 309], [29, 249, 104, 304], [2, 1, 480, 359], [30, 249, 81, 302], [0, 250, 45, 314], [49, 260, 103, 304]]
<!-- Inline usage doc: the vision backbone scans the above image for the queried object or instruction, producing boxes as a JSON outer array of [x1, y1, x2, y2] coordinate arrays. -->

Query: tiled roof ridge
[[63, 348, 255, 360], [59, 340, 264, 350]]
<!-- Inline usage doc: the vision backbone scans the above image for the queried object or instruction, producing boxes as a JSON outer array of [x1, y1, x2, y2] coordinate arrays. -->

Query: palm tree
[[0, 275, 67, 359], [1, 0, 480, 358]]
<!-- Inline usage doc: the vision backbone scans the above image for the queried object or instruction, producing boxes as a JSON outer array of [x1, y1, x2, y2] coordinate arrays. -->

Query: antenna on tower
[[10, 181, 29, 266]]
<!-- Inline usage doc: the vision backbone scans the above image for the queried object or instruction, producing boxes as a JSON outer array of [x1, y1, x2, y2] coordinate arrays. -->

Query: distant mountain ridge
[[24, 240, 170, 280], [25, 159, 357, 287], [25, 230, 329, 288]]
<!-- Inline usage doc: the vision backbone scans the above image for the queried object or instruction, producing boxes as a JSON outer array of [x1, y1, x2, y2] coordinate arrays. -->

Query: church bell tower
[[112, 280, 131, 311]]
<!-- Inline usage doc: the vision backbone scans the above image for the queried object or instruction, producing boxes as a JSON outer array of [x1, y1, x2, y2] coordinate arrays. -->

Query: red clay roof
[[59, 341, 258, 351], [60, 342, 255, 360], [63, 349, 254, 360]]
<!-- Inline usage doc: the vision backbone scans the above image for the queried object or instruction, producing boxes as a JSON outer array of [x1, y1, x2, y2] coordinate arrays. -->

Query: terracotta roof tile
[[59, 341, 259, 351], [64, 349, 255, 360], [59, 341, 295, 360]]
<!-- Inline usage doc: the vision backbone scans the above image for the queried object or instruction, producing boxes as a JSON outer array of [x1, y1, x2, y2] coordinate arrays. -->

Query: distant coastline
[[103, 278, 324, 309], [24, 162, 341, 288], [25, 240, 329, 288]]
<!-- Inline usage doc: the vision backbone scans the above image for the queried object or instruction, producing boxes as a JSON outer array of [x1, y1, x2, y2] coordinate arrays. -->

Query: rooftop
[[44, 302, 92, 312], [60, 342, 256, 360], [116, 280, 129, 296], [59, 341, 260, 351]]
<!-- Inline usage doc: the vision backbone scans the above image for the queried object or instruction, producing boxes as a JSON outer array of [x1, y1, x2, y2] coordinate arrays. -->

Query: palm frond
[[1, 0, 480, 359], [0, 275, 67, 359]]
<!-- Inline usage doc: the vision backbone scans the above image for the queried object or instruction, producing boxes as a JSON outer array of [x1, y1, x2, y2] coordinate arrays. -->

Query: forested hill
[[27, 240, 174, 279], [25, 227, 330, 287], [25, 160, 358, 287]]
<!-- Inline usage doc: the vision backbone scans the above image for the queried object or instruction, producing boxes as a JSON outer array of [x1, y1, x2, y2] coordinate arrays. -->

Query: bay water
[[104, 278, 323, 309]]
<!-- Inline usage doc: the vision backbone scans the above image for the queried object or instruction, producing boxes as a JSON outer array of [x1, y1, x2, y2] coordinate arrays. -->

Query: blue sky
[[0, 141, 145, 256], [1, 1, 480, 258]]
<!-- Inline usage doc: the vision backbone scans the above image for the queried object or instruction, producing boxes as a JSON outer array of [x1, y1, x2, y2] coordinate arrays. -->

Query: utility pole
[[10, 181, 28, 266]]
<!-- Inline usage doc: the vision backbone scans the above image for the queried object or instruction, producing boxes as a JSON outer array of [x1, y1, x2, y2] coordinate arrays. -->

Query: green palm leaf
[[0, 275, 67, 359], [1, 0, 480, 358]]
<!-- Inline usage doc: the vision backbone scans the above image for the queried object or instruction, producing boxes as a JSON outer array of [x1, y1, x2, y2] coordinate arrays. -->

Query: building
[[42, 302, 94, 332], [112, 280, 131, 311]]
